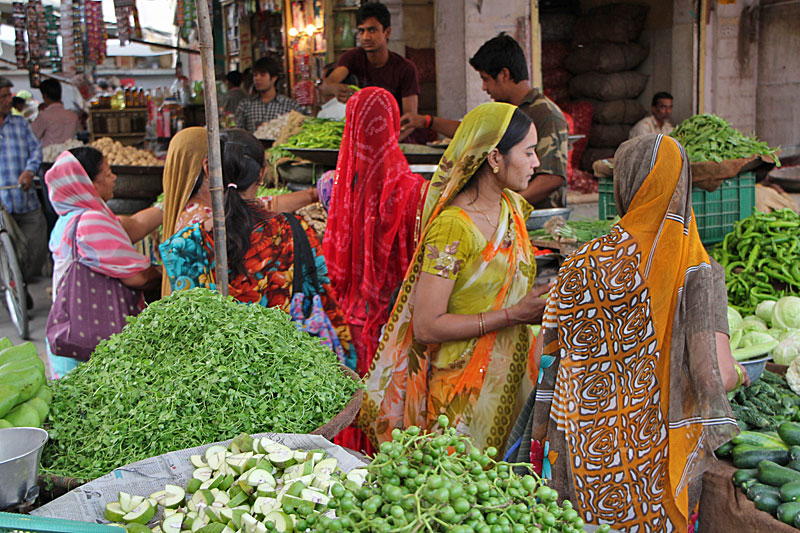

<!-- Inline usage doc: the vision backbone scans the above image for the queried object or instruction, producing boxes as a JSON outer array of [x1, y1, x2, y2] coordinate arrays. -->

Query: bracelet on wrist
[[734, 364, 744, 389]]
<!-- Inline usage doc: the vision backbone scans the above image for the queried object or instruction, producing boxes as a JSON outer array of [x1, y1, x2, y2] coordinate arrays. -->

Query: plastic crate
[[598, 171, 756, 245], [0, 512, 122, 533]]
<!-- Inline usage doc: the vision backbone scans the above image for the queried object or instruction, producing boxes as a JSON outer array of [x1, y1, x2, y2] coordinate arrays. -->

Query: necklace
[[468, 203, 498, 230]]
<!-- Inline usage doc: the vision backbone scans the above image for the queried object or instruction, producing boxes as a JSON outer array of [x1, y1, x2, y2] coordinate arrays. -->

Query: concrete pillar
[[703, 0, 759, 133], [435, 0, 530, 121]]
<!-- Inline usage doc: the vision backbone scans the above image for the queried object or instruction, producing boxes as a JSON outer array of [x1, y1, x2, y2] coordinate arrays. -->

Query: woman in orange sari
[[358, 102, 551, 451], [508, 134, 743, 531]]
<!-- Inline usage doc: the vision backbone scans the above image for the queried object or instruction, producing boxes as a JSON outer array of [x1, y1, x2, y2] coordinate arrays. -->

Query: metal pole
[[195, 0, 229, 296]]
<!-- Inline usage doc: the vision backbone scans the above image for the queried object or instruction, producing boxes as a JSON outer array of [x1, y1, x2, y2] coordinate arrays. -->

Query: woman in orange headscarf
[[507, 133, 745, 532]]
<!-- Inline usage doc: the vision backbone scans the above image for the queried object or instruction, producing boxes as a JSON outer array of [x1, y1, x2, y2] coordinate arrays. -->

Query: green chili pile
[[42, 288, 359, 480], [268, 118, 345, 167], [671, 114, 780, 165], [712, 209, 800, 314]]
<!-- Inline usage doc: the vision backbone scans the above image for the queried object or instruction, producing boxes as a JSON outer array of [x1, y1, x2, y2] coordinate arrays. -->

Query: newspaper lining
[[32, 433, 367, 524]]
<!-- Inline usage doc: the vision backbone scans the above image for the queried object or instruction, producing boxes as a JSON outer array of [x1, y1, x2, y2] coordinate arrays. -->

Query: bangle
[[424, 115, 432, 128], [308, 187, 317, 203], [478, 312, 486, 337], [734, 364, 744, 389], [504, 309, 511, 328]]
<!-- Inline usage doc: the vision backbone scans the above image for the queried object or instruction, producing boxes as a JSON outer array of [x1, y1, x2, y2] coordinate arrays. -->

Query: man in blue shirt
[[0, 77, 46, 284]]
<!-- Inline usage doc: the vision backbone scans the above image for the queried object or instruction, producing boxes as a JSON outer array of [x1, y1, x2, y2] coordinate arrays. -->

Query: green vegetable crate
[[598, 171, 755, 244]]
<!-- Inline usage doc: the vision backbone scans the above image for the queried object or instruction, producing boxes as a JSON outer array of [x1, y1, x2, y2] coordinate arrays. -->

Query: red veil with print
[[324, 87, 427, 374]]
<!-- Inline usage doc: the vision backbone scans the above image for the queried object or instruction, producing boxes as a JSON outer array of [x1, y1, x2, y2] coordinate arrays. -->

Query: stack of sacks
[[565, 3, 650, 170]]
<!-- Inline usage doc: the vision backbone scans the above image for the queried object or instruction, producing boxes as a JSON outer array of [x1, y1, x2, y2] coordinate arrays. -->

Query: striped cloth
[[45, 151, 150, 279]]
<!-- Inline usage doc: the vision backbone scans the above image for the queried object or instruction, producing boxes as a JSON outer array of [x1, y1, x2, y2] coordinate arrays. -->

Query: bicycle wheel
[[0, 231, 29, 339]]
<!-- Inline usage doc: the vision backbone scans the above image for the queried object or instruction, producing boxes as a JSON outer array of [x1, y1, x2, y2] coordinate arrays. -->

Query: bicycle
[[0, 184, 30, 339]]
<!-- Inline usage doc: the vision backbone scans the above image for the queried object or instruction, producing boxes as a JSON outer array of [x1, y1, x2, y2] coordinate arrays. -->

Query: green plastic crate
[[598, 171, 755, 245]]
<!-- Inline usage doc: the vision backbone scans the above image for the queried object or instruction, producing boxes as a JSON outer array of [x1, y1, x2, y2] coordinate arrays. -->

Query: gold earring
[[492, 167, 499, 174]]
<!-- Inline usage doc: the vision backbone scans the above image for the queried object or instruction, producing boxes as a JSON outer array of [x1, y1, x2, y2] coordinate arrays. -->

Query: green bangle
[[734, 364, 744, 389]]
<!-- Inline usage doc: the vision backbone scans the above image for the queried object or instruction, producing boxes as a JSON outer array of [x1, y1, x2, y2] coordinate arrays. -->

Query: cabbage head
[[741, 330, 778, 348], [773, 296, 800, 330], [728, 306, 743, 332], [756, 300, 777, 326], [772, 331, 800, 366], [741, 316, 768, 333], [787, 358, 800, 395]]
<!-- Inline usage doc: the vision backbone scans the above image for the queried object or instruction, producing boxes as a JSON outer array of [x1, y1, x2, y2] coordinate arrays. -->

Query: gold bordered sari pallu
[[358, 103, 539, 451]]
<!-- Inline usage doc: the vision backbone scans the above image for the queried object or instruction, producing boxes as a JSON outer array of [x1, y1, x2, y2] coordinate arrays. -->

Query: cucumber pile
[[0, 338, 52, 429], [725, 423, 800, 527], [42, 288, 360, 480]]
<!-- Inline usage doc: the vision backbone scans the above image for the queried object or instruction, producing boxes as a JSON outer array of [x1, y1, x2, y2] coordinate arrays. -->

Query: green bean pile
[[42, 288, 359, 480], [671, 114, 780, 165], [268, 118, 345, 167], [712, 209, 800, 314]]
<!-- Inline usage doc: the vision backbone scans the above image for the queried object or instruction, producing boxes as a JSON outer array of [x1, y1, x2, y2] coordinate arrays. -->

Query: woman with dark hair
[[160, 127, 319, 296], [358, 103, 551, 450], [45, 147, 162, 377], [160, 129, 354, 367]]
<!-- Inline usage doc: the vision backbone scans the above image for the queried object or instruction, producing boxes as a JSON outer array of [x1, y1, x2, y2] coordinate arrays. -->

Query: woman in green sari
[[358, 102, 551, 451]]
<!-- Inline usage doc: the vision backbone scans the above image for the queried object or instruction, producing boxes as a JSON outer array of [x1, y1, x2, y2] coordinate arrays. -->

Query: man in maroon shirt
[[323, 2, 422, 142]]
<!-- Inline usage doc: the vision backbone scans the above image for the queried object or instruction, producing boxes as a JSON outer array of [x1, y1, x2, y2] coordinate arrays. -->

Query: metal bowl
[[526, 207, 572, 231], [741, 355, 772, 383], [0, 427, 48, 510]]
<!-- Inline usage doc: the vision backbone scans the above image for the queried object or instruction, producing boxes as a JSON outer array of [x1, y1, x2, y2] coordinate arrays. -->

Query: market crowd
[[0, 3, 748, 531]]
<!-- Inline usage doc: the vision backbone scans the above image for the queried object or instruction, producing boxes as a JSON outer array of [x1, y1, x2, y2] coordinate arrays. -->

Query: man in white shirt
[[629, 92, 674, 139], [31, 79, 79, 147]]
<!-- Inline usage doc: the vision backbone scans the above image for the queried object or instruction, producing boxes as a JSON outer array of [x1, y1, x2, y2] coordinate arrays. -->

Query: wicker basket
[[310, 365, 364, 441]]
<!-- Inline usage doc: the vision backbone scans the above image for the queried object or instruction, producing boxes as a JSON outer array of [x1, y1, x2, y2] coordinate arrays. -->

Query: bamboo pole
[[195, 0, 229, 295]]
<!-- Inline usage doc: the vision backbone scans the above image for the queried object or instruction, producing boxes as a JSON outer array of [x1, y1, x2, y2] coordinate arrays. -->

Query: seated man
[[235, 57, 305, 133], [31, 78, 80, 147], [629, 92, 674, 138]]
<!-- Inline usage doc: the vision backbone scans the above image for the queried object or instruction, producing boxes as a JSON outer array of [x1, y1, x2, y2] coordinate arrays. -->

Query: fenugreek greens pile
[[42, 288, 359, 480], [671, 114, 781, 165]]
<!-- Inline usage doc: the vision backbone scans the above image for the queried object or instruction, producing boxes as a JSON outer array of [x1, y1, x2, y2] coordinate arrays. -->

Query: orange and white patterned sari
[[525, 134, 738, 531], [358, 103, 538, 451]]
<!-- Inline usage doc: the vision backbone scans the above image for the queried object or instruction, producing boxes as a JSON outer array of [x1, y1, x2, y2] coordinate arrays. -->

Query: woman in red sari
[[324, 87, 428, 373], [323, 87, 428, 452]]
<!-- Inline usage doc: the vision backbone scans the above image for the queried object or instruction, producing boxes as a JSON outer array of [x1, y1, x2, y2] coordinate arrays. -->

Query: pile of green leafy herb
[[529, 216, 619, 243], [267, 118, 345, 168], [256, 186, 290, 197], [42, 288, 360, 480], [671, 113, 780, 165]]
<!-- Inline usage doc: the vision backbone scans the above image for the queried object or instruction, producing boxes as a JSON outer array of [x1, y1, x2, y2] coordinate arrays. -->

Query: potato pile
[[91, 137, 163, 166]]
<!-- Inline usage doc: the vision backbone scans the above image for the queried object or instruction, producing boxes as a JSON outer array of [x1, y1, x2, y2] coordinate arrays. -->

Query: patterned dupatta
[[530, 134, 738, 531], [358, 102, 538, 450]]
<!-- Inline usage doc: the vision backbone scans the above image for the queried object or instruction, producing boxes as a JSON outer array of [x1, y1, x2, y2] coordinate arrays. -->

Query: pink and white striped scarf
[[45, 151, 150, 279]]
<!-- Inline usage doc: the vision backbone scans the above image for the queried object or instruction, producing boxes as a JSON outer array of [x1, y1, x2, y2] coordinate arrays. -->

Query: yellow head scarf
[[161, 127, 208, 296]]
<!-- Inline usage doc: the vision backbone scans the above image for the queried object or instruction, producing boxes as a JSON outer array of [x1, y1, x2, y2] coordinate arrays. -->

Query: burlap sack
[[565, 42, 649, 74], [586, 99, 646, 124], [588, 123, 632, 148], [568, 71, 649, 101], [573, 3, 649, 44], [691, 154, 773, 192]]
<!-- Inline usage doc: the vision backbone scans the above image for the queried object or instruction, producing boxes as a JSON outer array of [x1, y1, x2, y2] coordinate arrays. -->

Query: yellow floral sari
[[358, 103, 538, 451]]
